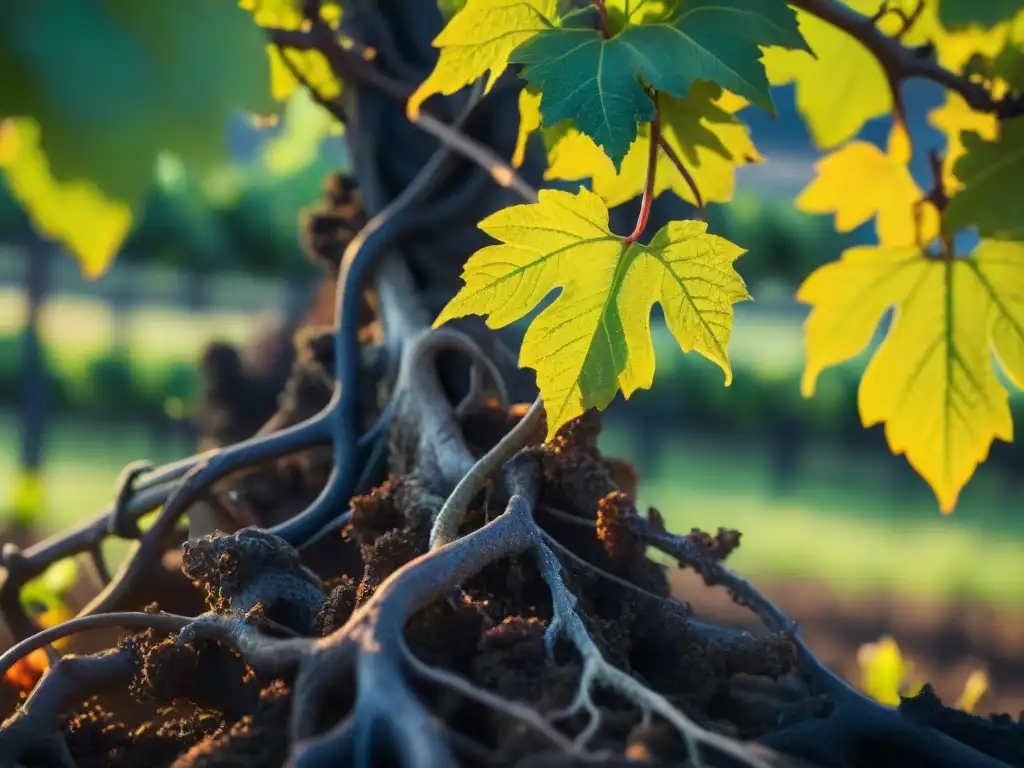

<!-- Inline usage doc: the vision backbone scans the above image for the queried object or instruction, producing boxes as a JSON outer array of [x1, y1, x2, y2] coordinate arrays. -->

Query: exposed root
[[283, 454, 543, 766], [533, 537, 770, 768], [0, 647, 137, 768], [0, 612, 191, 683], [429, 398, 546, 549]]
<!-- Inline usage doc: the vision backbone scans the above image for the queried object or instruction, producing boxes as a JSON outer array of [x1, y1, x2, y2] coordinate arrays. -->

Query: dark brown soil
[[676, 572, 1024, 718]]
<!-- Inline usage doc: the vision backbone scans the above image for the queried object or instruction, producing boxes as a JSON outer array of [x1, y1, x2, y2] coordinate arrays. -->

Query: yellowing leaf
[[2, 0, 275, 276], [955, 670, 990, 713], [604, 0, 675, 29], [408, 0, 557, 120], [1, 119, 132, 278], [795, 126, 939, 247], [544, 82, 761, 208], [857, 635, 921, 706], [261, 87, 339, 176], [435, 188, 749, 438], [799, 242, 1024, 513], [238, 0, 306, 27], [927, 92, 1000, 192]]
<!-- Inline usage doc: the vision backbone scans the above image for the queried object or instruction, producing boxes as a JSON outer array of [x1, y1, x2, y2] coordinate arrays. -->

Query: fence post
[[6, 240, 50, 529]]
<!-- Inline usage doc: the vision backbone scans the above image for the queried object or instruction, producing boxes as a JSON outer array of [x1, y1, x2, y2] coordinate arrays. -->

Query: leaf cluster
[[3, 0, 1024, 512], [418, 0, 1024, 511]]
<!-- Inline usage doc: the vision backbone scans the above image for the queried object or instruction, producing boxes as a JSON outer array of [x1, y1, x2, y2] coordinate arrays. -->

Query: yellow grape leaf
[[0, 119, 17, 164], [435, 188, 749, 438], [241, 0, 342, 102], [543, 82, 761, 208], [408, 0, 557, 119], [799, 241, 1024, 513], [856, 635, 921, 706], [762, 0, 1009, 149], [927, 92, 1001, 193], [796, 125, 939, 247], [266, 46, 341, 102], [513, 87, 543, 168], [604, 0, 675, 28], [902, 1, 1022, 72], [762, 0, 900, 149], [955, 670, 990, 714], [0, 119, 132, 278]]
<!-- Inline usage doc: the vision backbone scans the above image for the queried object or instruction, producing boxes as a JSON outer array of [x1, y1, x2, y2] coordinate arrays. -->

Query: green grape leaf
[[993, 42, 1024, 92], [614, 0, 810, 109], [434, 187, 750, 438], [939, 0, 1023, 30], [511, 0, 806, 168], [542, 82, 761, 207], [510, 25, 656, 167], [438, 0, 467, 21], [0, 0, 274, 276], [408, 0, 558, 119], [945, 117, 1024, 240]]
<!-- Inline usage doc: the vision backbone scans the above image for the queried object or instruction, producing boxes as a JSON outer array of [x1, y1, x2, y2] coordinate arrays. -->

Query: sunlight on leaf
[[260, 88, 339, 176], [241, 0, 343, 103], [435, 188, 748, 439], [858, 635, 990, 713], [763, 0, 1014, 149], [799, 241, 1024, 512]]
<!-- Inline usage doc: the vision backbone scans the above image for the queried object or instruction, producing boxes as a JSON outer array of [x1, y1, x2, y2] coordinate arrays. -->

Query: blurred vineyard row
[[4, 304, 1023, 467]]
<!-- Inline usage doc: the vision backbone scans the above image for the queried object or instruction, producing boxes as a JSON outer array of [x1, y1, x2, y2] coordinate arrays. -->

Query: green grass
[[0, 411, 191, 533], [0, 286, 257, 383]]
